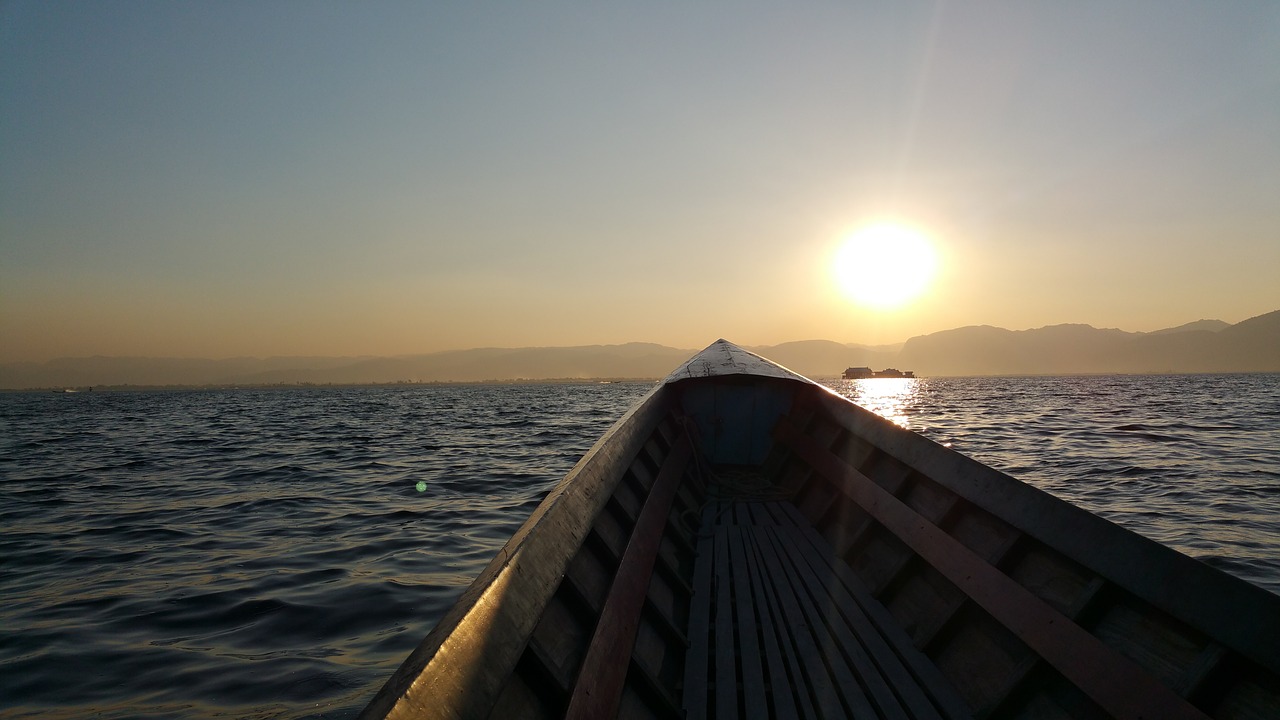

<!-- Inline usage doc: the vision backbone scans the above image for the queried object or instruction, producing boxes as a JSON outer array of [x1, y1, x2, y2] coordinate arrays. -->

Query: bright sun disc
[[833, 224, 938, 308]]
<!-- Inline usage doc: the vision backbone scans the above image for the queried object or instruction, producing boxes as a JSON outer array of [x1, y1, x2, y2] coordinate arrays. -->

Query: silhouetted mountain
[[3, 311, 1276, 388], [0, 344, 697, 388], [1145, 319, 1228, 335], [1214, 310, 1280, 372], [897, 310, 1280, 376]]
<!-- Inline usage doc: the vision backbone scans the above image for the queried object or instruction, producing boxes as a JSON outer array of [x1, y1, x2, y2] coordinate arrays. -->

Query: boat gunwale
[[805, 384, 1280, 676], [358, 381, 676, 720]]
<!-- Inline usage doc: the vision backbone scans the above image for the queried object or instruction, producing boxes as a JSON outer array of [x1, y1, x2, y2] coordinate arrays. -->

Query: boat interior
[[362, 373, 1280, 720]]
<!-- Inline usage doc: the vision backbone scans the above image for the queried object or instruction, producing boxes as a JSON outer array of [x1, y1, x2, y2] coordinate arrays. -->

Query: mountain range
[[3, 310, 1277, 389]]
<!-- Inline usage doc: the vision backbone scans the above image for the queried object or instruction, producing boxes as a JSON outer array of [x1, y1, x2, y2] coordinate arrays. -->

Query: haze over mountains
[[4, 310, 1277, 389]]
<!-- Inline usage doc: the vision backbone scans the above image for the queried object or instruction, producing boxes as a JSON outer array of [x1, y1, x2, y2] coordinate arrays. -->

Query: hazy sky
[[3, 2, 1278, 362]]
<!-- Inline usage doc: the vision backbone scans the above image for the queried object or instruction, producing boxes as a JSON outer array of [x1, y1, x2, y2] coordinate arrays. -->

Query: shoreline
[[7, 370, 1280, 393]]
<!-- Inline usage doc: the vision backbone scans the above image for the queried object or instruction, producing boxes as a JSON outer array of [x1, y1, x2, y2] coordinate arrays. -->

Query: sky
[[2, 1, 1278, 362]]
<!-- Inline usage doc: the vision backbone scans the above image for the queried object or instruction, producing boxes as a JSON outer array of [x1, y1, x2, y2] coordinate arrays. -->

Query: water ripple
[[0, 383, 651, 719]]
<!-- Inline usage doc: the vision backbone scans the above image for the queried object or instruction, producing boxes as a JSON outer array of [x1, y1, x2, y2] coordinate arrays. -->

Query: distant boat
[[843, 366, 916, 379], [52, 388, 78, 393], [361, 339, 1279, 720], [843, 365, 875, 379], [872, 367, 915, 378]]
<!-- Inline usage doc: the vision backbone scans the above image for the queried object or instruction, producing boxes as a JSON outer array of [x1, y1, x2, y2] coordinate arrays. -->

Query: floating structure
[[842, 366, 875, 379], [843, 366, 916, 379], [361, 339, 1279, 720]]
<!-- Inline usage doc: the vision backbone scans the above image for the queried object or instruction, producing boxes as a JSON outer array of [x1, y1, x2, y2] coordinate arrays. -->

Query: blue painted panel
[[679, 381, 795, 464], [749, 386, 793, 463], [679, 383, 721, 460]]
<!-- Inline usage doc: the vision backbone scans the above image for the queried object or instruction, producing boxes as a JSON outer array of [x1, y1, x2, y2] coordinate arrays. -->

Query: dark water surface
[[2, 375, 1278, 718]]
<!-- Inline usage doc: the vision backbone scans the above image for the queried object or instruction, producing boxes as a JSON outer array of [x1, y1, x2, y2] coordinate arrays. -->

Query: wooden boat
[[360, 340, 1280, 720]]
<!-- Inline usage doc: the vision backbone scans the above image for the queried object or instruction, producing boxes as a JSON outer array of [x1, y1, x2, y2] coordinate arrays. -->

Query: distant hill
[[3, 310, 1277, 388], [1145, 319, 1229, 335], [896, 310, 1280, 376], [0, 343, 697, 389]]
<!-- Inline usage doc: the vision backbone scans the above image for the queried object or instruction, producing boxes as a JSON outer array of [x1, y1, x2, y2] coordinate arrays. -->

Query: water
[[2, 375, 1277, 719], [0, 384, 651, 719], [823, 374, 1280, 594]]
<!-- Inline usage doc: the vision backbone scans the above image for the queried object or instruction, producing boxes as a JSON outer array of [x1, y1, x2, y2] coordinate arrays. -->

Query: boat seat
[[683, 498, 971, 720]]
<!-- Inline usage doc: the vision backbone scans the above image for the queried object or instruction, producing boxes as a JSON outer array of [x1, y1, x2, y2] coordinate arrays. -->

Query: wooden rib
[[1066, 576, 1107, 620], [1175, 643, 1228, 700], [915, 534, 1023, 653], [775, 422, 1211, 720], [565, 435, 693, 720], [876, 551, 921, 604], [627, 651, 686, 719], [983, 655, 1043, 719], [824, 502, 877, 558], [655, 542, 695, 601], [798, 479, 838, 524], [641, 583, 688, 648]]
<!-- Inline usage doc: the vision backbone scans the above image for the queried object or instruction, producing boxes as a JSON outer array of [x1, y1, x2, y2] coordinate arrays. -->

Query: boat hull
[[361, 341, 1280, 719]]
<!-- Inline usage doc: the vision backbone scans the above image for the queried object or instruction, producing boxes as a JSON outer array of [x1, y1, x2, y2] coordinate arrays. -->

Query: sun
[[832, 223, 938, 309]]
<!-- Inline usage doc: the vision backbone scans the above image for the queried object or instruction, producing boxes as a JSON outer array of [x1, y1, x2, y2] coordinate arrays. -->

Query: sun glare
[[833, 224, 938, 309]]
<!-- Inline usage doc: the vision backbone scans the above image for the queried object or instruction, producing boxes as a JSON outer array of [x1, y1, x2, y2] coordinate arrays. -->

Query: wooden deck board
[[747, 519, 846, 717], [680, 503, 718, 720], [752, 521, 879, 718], [714, 528, 738, 720], [686, 498, 969, 719], [762, 523, 917, 720], [765, 504, 936, 720], [744, 530, 820, 720], [727, 528, 769, 720], [776, 502, 973, 720], [741, 522, 801, 720]]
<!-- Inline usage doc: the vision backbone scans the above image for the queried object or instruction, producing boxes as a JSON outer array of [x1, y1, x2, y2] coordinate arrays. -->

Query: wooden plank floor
[[683, 499, 972, 720]]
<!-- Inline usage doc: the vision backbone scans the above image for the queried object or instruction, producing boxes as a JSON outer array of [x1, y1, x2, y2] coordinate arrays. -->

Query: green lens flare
[[415, 480, 426, 493]]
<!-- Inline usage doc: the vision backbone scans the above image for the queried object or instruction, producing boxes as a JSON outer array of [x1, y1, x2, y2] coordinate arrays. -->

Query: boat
[[843, 367, 916, 379], [871, 368, 915, 379], [360, 340, 1280, 720]]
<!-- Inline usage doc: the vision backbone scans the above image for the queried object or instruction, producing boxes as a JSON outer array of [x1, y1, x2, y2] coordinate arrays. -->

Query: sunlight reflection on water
[[829, 378, 925, 432]]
